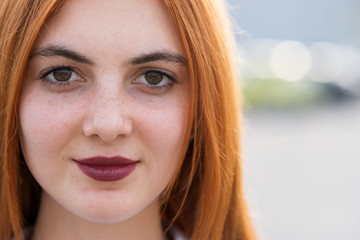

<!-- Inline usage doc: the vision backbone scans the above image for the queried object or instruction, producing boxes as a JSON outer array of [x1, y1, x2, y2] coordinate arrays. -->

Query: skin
[[18, 0, 189, 239]]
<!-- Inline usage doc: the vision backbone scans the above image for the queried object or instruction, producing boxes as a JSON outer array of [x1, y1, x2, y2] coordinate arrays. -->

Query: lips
[[75, 156, 137, 182]]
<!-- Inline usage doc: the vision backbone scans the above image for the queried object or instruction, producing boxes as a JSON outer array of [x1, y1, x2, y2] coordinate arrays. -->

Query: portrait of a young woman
[[0, 0, 256, 239]]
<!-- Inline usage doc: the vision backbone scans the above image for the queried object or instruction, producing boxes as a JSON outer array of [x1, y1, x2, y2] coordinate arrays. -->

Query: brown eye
[[133, 70, 175, 90], [145, 72, 163, 85], [144, 71, 163, 85], [40, 66, 82, 87], [53, 69, 72, 82]]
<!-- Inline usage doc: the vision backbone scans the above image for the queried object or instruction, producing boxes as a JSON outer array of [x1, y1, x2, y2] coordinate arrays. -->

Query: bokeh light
[[270, 41, 312, 81]]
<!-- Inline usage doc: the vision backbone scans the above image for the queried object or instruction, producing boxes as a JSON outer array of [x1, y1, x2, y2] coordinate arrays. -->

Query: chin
[[68, 191, 138, 223], [64, 199, 134, 225], [74, 208, 134, 225]]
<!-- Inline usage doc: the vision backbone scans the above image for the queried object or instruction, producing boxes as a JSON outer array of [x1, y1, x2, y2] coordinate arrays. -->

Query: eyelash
[[39, 65, 177, 91], [132, 69, 177, 91], [39, 65, 81, 87]]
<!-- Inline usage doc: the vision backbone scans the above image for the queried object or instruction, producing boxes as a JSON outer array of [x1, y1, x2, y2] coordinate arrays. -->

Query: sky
[[227, 0, 357, 45]]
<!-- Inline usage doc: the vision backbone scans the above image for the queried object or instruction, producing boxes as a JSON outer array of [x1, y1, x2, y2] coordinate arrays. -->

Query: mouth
[[74, 156, 138, 182]]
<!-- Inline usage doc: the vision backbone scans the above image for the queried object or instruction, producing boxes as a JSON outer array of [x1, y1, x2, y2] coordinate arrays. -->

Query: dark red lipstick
[[75, 156, 137, 182]]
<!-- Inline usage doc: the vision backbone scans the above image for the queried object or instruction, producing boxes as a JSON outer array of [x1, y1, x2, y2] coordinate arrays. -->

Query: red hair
[[0, 0, 255, 239]]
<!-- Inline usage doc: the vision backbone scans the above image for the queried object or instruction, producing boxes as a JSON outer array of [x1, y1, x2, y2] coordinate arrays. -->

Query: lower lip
[[75, 162, 137, 182]]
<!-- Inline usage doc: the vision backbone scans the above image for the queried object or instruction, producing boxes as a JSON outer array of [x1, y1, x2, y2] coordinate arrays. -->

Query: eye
[[40, 66, 82, 85], [52, 68, 73, 82], [144, 71, 164, 85], [134, 70, 176, 89]]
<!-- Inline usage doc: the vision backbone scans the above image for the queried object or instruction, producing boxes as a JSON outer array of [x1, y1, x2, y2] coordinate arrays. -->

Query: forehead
[[34, 0, 183, 60]]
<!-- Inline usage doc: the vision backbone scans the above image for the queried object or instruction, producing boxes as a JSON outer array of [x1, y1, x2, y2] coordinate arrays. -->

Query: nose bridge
[[82, 83, 132, 142], [95, 84, 122, 112]]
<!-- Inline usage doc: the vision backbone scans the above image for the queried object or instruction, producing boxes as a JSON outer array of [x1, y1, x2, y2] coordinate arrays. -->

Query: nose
[[82, 88, 132, 142]]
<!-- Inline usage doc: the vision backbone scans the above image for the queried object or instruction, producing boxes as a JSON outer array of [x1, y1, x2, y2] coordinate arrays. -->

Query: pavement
[[242, 100, 360, 240]]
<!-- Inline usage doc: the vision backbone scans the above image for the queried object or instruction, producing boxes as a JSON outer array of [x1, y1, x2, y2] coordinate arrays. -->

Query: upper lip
[[75, 156, 136, 166]]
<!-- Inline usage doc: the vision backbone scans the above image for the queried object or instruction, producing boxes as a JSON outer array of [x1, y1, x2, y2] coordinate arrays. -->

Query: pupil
[[145, 72, 162, 85], [53, 69, 71, 82]]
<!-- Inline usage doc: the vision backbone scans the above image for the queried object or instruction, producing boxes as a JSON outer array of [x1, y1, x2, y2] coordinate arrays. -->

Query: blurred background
[[226, 0, 360, 239]]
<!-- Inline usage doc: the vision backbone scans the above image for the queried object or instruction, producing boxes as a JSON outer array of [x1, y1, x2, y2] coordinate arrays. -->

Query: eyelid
[[134, 68, 178, 83], [129, 69, 177, 95], [136, 70, 176, 85], [38, 65, 86, 92], [39, 65, 77, 80]]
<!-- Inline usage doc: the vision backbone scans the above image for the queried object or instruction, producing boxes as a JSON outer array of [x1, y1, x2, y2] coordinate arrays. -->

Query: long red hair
[[0, 0, 255, 239]]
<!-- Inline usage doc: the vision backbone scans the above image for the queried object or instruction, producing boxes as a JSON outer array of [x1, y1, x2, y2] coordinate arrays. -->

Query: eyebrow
[[129, 51, 187, 66], [30, 45, 94, 65], [30, 45, 187, 66]]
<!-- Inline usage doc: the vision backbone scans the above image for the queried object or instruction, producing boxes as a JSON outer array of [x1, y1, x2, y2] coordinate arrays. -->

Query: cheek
[[134, 102, 188, 197], [138, 100, 189, 162], [18, 91, 80, 163]]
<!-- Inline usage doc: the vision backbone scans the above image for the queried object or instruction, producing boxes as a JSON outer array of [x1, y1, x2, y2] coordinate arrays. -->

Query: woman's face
[[19, 0, 189, 223]]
